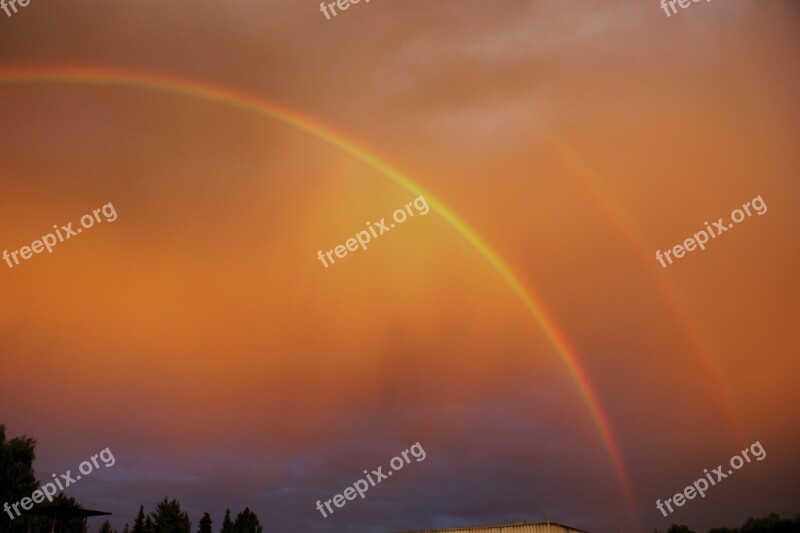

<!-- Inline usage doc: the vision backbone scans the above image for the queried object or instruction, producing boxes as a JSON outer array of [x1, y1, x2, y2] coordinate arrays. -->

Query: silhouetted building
[[397, 520, 589, 533]]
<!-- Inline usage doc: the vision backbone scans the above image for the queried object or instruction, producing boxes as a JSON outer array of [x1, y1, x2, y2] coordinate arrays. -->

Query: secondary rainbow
[[543, 134, 742, 442]]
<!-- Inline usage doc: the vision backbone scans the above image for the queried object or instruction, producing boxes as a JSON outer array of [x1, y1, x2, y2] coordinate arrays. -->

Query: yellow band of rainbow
[[0, 65, 640, 527]]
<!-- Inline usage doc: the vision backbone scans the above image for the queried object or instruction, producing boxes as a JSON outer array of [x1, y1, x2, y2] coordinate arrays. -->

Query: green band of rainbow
[[0, 65, 640, 527], [543, 134, 741, 443]]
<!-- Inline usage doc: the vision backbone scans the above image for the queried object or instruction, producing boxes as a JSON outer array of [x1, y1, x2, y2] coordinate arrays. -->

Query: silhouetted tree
[[233, 508, 262, 533], [122, 524, 131, 533], [198, 513, 212, 533], [741, 513, 781, 533], [741, 513, 800, 533], [666, 526, 696, 533], [671, 513, 800, 533], [0, 425, 38, 533], [98, 519, 116, 533], [145, 515, 156, 533], [150, 498, 190, 533], [220, 510, 234, 533], [133, 506, 147, 533]]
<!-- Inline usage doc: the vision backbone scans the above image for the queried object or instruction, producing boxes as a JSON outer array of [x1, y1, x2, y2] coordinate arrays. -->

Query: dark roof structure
[[22, 503, 111, 518], [396, 520, 590, 533]]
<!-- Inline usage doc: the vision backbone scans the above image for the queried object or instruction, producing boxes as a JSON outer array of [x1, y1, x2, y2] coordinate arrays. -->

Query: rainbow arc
[[0, 65, 641, 527]]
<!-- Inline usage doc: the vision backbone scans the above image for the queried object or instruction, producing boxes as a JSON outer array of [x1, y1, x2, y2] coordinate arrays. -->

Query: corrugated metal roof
[[395, 520, 590, 533]]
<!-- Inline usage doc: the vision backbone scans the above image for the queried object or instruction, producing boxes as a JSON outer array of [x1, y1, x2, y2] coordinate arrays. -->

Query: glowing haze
[[0, 1, 798, 532]]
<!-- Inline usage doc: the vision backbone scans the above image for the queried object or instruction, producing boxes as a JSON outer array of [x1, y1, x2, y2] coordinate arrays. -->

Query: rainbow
[[0, 65, 640, 526], [543, 135, 742, 442]]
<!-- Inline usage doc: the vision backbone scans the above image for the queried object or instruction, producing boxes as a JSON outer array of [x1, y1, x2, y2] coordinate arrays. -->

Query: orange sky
[[0, 1, 798, 532]]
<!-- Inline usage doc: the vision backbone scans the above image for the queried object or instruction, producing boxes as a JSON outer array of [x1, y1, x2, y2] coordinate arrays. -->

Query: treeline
[[94, 501, 263, 533], [1, 425, 262, 533], [5, 425, 799, 533], [662, 514, 800, 533]]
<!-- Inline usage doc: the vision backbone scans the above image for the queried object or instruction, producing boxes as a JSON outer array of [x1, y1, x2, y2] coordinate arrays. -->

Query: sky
[[0, 1, 799, 532]]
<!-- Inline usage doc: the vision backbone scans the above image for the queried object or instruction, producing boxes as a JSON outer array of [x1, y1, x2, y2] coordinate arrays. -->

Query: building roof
[[396, 520, 590, 533]]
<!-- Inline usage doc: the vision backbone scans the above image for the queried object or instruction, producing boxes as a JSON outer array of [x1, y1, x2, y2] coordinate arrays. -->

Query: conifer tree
[[233, 508, 262, 533], [132, 506, 147, 533], [220, 510, 234, 533], [150, 497, 191, 533], [98, 520, 116, 533], [198, 512, 212, 533]]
